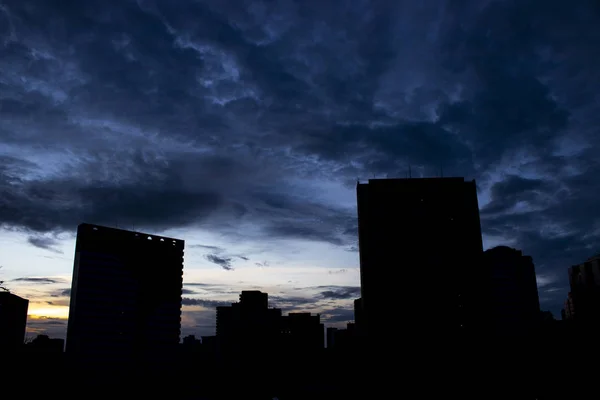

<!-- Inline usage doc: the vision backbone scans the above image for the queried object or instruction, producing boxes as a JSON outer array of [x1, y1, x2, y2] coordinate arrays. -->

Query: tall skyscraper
[[66, 223, 184, 371], [484, 246, 541, 336], [0, 292, 29, 352], [356, 178, 487, 345]]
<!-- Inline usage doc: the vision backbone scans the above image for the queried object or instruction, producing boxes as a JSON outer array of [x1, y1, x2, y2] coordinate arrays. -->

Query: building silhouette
[[66, 223, 184, 372], [356, 177, 487, 349], [26, 334, 65, 353], [563, 291, 576, 320], [216, 290, 282, 360], [281, 312, 324, 353], [327, 322, 357, 351], [567, 254, 600, 325], [216, 290, 324, 365], [484, 246, 541, 337], [0, 291, 29, 352]]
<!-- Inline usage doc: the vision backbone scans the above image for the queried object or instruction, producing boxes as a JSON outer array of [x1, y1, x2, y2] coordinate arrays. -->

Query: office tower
[[568, 254, 600, 325], [0, 292, 29, 352], [484, 246, 541, 336], [66, 223, 184, 370], [356, 178, 486, 345]]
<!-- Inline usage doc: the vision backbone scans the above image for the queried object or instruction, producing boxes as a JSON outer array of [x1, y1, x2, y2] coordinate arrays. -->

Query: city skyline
[[2, 0, 599, 342]]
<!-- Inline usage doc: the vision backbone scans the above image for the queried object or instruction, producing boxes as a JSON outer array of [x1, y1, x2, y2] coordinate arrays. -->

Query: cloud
[[318, 286, 361, 300], [320, 308, 355, 323], [184, 282, 221, 287], [27, 236, 63, 253], [189, 244, 223, 251], [270, 295, 315, 312], [182, 298, 231, 308], [328, 269, 348, 275], [12, 277, 64, 284], [205, 254, 234, 271], [28, 317, 67, 326]]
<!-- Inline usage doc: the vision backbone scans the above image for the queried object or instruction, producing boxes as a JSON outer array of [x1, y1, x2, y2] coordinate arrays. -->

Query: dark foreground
[[3, 330, 598, 400]]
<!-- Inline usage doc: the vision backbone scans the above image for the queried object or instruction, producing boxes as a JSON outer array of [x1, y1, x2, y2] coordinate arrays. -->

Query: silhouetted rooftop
[[78, 223, 184, 245], [357, 176, 473, 186]]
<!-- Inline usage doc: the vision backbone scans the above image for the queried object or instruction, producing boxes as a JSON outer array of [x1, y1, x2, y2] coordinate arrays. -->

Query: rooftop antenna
[[408, 165, 412, 179], [440, 164, 444, 178]]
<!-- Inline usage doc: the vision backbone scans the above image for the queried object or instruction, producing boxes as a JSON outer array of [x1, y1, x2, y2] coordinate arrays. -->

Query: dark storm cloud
[[189, 244, 223, 252], [1, 0, 600, 315], [26, 236, 63, 253], [205, 254, 234, 271], [481, 175, 556, 216], [318, 286, 361, 300], [13, 277, 64, 284], [51, 288, 70, 297]]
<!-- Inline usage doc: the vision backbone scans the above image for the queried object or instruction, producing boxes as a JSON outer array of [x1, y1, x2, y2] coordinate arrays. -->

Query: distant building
[[66, 223, 184, 371], [356, 178, 487, 345], [216, 290, 282, 359], [484, 246, 541, 336], [0, 292, 29, 351], [182, 334, 201, 348], [568, 254, 600, 324], [327, 323, 356, 351], [281, 312, 324, 352], [326, 327, 338, 349], [353, 298, 364, 331]]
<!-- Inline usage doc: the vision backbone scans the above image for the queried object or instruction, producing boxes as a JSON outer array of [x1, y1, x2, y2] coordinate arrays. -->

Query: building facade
[[483, 246, 541, 337], [281, 312, 324, 352], [563, 292, 576, 320], [356, 177, 487, 347], [66, 223, 184, 370], [216, 290, 282, 359], [568, 254, 600, 325], [0, 292, 29, 352]]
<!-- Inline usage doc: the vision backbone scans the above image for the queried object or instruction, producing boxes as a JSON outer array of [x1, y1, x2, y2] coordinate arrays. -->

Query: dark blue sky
[[1, 0, 599, 337]]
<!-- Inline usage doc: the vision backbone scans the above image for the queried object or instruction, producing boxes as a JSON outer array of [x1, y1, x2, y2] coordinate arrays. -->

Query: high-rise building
[[568, 254, 600, 325], [356, 178, 486, 345], [484, 246, 540, 336], [66, 223, 184, 371], [0, 292, 29, 352]]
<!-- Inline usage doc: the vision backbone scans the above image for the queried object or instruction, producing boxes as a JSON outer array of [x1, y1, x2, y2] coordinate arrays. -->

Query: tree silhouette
[[0, 266, 8, 292]]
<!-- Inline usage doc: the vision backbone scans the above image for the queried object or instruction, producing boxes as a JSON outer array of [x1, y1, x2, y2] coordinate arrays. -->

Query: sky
[[1, 0, 599, 340]]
